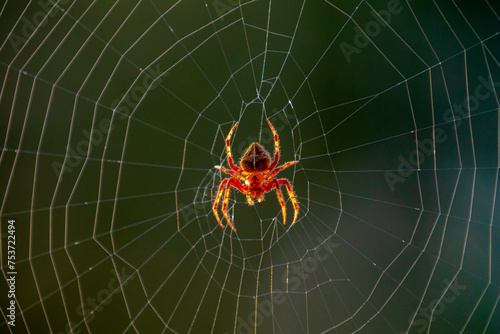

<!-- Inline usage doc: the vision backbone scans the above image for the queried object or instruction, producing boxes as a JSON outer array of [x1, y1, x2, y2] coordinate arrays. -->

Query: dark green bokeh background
[[1, 1, 499, 333]]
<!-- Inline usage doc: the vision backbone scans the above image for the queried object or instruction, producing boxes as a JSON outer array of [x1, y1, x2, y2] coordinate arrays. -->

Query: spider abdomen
[[240, 143, 271, 172]]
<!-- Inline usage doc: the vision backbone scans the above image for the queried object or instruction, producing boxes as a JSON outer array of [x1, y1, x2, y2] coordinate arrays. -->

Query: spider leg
[[246, 193, 254, 205], [266, 119, 281, 171], [225, 122, 245, 174], [265, 179, 287, 225], [220, 178, 247, 232], [221, 182, 235, 231], [213, 178, 230, 229], [266, 161, 298, 180], [212, 178, 231, 228], [215, 165, 245, 181], [278, 178, 299, 226]]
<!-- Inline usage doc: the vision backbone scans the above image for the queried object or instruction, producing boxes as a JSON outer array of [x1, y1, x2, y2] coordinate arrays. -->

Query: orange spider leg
[[266, 161, 298, 180], [246, 193, 254, 205], [215, 165, 245, 181], [220, 178, 246, 232], [221, 182, 235, 231], [266, 119, 281, 171], [225, 122, 244, 174], [265, 179, 287, 225], [278, 178, 299, 226], [213, 178, 230, 229]]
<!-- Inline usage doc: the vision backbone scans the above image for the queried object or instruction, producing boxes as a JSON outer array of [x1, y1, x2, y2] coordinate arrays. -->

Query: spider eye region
[[240, 142, 271, 172]]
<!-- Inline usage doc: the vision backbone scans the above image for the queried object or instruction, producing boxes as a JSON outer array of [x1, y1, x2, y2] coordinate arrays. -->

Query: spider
[[213, 119, 299, 232]]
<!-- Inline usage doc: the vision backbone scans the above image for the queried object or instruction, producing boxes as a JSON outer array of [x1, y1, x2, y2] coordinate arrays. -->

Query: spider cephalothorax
[[213, 119, 299, 232]]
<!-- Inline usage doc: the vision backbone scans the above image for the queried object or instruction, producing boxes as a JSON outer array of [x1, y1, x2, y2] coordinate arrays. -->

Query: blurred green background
[[0, 1, 499, 333]]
